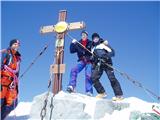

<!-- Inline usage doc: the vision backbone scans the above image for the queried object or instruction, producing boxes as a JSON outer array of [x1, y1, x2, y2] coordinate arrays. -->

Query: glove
[[103, 40, 108, 45], [72, 39, 77, 44]]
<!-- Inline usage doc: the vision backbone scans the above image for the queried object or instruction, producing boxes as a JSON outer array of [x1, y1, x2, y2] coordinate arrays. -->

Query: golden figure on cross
[[40, 10, 86, 94]]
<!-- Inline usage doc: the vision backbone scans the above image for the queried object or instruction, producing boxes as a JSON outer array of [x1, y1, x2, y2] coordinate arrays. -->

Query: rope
[[66, 33, 160, 102], [49, 95, 54, 120], [40, 74, 53, 120], [40, 35, 65, 119], [40, 43, 58, 120]]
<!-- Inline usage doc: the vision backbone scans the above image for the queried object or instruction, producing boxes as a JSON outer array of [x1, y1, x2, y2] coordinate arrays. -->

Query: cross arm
[[68, 21, 86, 31], [40, 25, 55, 34]]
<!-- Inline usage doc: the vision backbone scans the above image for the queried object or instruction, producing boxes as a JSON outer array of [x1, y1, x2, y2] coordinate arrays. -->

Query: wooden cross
[[40, 10, 86, 94]]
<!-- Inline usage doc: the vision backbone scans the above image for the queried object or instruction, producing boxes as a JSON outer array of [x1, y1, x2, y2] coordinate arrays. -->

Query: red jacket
[[1, 48, 21, 78]]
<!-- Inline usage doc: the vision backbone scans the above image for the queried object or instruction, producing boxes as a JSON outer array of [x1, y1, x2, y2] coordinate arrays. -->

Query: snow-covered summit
[[6, 91, 160, 120]]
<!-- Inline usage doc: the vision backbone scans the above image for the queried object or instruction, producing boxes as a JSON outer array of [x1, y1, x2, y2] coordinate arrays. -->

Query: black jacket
[[70, 39, 92, 61]]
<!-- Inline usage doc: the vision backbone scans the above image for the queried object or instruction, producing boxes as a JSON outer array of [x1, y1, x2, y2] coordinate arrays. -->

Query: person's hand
[[72, 39, 77, 44], [103, 40, 108, 45]]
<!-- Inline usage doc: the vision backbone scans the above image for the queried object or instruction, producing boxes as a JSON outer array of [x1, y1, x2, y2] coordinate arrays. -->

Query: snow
[[101, 97, 159, 120], [6, 102, 32, 120], [6, 91, 160, 120]]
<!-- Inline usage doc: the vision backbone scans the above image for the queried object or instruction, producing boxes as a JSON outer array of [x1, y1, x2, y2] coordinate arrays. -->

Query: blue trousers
[[68, 60, 93, 93]]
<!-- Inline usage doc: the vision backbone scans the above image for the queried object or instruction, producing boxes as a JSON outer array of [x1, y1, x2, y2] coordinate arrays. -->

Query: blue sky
[[1, 1, 159, 102]]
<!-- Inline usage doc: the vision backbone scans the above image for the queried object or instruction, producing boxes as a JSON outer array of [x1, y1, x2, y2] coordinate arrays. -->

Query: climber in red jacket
[[0, 39, 21, 120]]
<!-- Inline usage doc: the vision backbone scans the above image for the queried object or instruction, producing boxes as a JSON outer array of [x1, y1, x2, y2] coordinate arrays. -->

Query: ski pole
[[20, 40, 52, 79]]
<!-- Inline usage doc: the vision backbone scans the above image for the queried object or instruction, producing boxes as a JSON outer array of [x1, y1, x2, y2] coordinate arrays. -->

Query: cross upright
[[40, 10, 86, 95]]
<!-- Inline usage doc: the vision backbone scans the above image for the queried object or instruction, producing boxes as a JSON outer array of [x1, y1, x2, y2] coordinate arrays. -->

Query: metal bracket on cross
[[55, 38, 64, 47], [50, 64, 66, 74]]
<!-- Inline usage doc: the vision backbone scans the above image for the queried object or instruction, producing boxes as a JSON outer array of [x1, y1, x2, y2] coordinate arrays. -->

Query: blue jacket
[[70, 39, 92, 62]]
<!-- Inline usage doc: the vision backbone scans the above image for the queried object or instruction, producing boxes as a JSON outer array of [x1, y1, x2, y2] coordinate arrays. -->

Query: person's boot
[[86, 92, 93, 97], [112, 95, 124, 101], [96, 92, 107, 99], [66, 86, 75, 93]]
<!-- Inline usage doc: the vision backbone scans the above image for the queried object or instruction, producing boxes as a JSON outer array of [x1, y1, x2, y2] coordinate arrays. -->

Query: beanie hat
[[81, 30, 88, 36], [10, 39, 20, 47], [92, 33, 100, 40]]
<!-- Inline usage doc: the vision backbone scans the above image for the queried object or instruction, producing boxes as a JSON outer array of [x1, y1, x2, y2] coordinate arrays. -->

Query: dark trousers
[[91, 63, 123, 96], [1, 98, 18, 120]]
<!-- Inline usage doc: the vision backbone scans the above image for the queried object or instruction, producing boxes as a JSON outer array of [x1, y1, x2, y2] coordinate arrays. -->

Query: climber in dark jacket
[[67, 30, 93, 96], [91, 33, 123, 100]]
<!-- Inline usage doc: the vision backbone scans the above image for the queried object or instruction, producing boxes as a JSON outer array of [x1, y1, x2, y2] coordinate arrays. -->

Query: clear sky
[[1, 1, 159, 102]]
